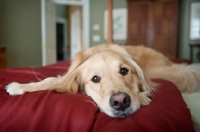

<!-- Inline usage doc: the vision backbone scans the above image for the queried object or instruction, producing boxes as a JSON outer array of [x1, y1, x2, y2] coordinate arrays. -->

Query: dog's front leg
[[6, 77, 62, 96]]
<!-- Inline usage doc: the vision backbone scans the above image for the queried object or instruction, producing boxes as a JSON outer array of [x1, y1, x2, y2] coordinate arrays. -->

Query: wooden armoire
[[126, 0, 179, 58]]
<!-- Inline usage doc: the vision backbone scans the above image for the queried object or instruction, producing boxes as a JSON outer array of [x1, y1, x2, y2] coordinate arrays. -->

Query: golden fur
[[6, 44, 200, 118]]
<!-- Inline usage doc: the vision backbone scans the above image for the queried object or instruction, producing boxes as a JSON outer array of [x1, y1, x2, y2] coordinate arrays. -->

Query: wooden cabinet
[[127, 0, 179, 58], [0, 47, 6, 69]]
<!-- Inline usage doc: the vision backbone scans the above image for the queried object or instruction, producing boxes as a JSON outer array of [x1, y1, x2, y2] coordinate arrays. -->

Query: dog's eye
[[120, 68, 129, 76], [91, 75, 101, 83]]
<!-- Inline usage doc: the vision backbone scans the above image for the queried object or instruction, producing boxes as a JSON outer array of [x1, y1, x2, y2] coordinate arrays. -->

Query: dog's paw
[[6, 82, 25, 96], [139, 91, 152, 105]]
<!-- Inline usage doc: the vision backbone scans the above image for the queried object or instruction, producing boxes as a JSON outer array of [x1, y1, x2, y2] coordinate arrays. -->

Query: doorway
[[56, 19, 70, 61], [41, 0, 90, 66], [56, 22, 64, 61], [56, 5, 82, 61]]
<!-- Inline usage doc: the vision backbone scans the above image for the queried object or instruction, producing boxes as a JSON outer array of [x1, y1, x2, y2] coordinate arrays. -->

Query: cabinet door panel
[[127, 1, 150, 46], [127, 0, 179, 58]]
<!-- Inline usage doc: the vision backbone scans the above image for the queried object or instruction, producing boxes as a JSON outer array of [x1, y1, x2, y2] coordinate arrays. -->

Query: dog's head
[[56, 44, 155, 118]]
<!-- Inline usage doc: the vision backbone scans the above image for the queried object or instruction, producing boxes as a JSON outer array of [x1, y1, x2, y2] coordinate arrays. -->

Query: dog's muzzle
[[110, 92, 131, 118]]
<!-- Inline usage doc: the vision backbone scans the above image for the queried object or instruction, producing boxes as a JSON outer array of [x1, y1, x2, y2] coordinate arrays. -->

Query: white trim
[[82, 0, 90, 50], [70, 10, 81, 59], [41, 0, 46, 65], [51, 0, 83, 5]]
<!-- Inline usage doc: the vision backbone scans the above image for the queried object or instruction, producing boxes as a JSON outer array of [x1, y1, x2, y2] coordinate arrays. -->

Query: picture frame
[[189, 1, 200, 40], [104, 8, 127, 40]]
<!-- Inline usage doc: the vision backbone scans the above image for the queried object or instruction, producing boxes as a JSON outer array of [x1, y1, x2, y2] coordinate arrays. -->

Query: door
[[127, 1, 151, 47], [152, 0, 179, 58], [70, 6, 82, 59], [127, 0, 179, 58]]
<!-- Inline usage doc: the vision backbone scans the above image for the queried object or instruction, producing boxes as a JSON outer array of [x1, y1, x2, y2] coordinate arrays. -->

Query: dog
[[6, 44, 200, 118]]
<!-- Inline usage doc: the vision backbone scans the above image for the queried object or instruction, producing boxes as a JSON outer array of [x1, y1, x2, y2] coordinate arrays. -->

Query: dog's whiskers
[[31, 67, 42, 81]]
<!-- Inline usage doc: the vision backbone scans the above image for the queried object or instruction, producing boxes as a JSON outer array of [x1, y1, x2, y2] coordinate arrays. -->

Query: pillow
[[92, 80, 195, 132], [0, 90, 99, 131]]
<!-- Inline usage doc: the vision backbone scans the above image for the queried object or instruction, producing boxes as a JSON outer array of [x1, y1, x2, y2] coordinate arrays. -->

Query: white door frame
[[41, 0, 90, 65]]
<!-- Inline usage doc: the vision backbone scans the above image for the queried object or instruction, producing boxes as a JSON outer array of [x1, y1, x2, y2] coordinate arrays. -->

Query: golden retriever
[[6, 44, 200, 118]]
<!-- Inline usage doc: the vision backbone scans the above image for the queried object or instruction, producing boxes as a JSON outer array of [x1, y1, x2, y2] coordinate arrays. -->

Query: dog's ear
[[54, 48, 94, 93], [67, 47, 97, 74], [55, 68, 82, 93], [127, 57, 156, 93]]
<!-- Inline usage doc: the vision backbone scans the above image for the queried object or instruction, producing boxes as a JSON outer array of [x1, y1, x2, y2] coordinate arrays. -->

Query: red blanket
[[0, 61, 195, 132]]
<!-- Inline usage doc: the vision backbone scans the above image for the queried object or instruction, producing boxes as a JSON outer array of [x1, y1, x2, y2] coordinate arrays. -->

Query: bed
[[0, 0, 198, 131], [0, 60, 196, 132]]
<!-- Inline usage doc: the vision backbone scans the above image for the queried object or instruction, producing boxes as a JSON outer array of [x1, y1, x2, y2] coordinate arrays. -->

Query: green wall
[[179, 0, 200, 63], [90, 0, 126, 46], [0, 0, 199, 68], [0, 0, 42, 67]]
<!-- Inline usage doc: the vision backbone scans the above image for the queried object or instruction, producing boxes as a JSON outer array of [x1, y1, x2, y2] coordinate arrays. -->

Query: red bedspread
[[0, 61, 195, 132]]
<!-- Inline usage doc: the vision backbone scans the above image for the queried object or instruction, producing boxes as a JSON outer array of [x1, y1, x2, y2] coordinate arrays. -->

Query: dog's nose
[[110, 92, 131, 111]]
